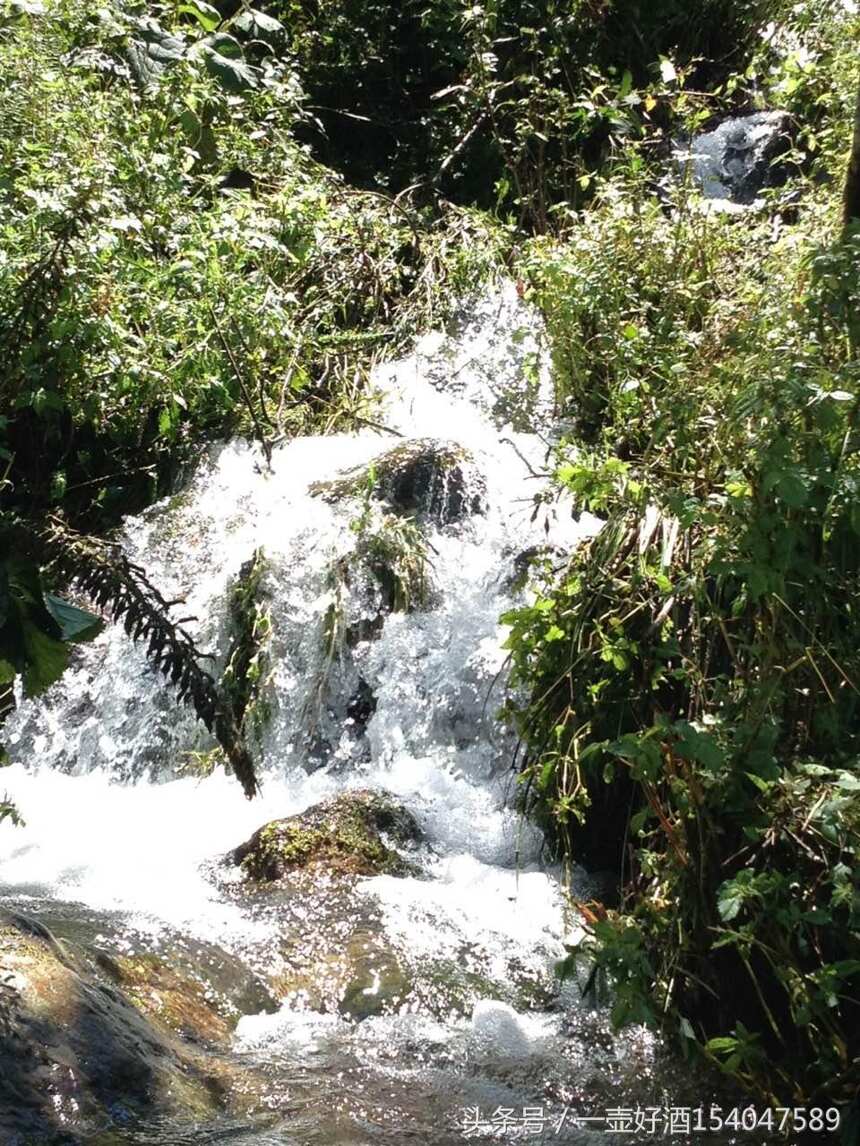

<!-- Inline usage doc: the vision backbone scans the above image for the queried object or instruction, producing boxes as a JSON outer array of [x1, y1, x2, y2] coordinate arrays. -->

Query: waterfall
[[0, 284, 732, 1144]]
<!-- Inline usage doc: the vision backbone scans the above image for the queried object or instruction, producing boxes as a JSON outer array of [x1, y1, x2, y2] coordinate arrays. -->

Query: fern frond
[[38, 516, 259, 798]]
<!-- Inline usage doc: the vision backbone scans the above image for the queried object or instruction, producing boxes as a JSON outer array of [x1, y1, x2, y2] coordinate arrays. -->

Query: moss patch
[[230, 790, 421, 881], [96, 952, 233, 1047], [310, 439, 487, 525]]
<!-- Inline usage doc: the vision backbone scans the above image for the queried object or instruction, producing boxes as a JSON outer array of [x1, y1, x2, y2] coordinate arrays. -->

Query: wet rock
[[0, 910, 223, 1144], [310, 439, 487, 525], [271, 908, 555, 1022], [683, 110, 793, 204], [263, 878, 552, 1024], [507, 543, 566, 590], [272, 914, 412, 1022], [229, 789, 422, 881], [338, 944, 412, 1021], [21, 903, 280, 1043], [95, 951, 237, 1048], [96, 948, 232, 1049], [346, 676, 377, 734]]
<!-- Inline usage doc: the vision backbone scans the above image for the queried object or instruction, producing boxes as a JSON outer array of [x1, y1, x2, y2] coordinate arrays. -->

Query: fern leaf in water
[[39, 517, 259, 799]]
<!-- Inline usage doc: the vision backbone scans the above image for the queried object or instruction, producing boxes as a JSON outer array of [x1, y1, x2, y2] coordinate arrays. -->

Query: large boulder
[[252, 876, 556, 1025], [271, 911, 413, 1022], [0, 910, 225, 1143], [229, 789, 422, 881], [310, 439, 487, 526]]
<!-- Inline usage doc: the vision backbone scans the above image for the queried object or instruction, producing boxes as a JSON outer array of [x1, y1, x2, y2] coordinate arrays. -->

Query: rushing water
[[1, 286, 760, 1145]]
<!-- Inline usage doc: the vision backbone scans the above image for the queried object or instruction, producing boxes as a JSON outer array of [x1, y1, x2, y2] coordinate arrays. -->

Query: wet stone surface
[[228, 789, 423, 881], [0, 909, 223, 1143], [310, 439, 488, 526]]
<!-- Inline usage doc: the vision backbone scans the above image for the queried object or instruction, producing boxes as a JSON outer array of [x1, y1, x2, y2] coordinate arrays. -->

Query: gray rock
[[229, 789, 422, 881], [311, 440, 487, 526]]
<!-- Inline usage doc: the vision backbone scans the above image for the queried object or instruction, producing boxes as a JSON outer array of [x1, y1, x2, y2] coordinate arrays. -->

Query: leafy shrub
[[0, 0, 508, 530], [503, 1, 860, 1108], [281, 0, 788, 227]]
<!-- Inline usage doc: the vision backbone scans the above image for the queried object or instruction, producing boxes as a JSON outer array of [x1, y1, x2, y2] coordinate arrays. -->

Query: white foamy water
[[674, 110, 789, 211], [2, 283, 594, 922]]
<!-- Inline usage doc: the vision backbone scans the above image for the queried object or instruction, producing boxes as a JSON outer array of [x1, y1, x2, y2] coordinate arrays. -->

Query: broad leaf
[[20, 620, 69, 697], [177, 1, 221, 32], [203, 43, 257, 92], [127, 18, 186, 87], [232, 9, 286, 50], [44, 594, 103, 643]]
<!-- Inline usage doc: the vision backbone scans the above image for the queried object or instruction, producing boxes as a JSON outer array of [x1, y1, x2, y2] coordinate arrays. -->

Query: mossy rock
[[310, 439, 487, 525], [337, 940, 412, 1021], [95, 952, 233, 1047], [0, 910, 225, 1143], [272, 923, 413, 1022], [230, 789, 422, 881]]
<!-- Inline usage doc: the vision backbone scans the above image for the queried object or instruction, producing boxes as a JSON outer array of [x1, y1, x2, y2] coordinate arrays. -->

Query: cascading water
[[0, 285, 754, 1145]]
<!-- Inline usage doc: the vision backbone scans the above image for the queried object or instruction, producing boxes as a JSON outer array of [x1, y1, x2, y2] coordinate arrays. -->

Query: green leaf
[[178, 1, 221, 32], [206, 32, 244, 59], [706, 1036, 738, 1053], [674, 722, 724, 771], [717, 886, 744, 922], [20, 620, 69, 697], [203, 41, 257, 91], [127, 18, 186, 86], [44, 594, 103, 643], [232, 9, 286, 49]]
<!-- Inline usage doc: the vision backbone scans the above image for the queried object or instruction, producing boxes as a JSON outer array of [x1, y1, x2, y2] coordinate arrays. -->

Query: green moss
[[104, 953, 232, 1046], [309, 439, 485, 525], [231, 790, 421, 881], [222, 548, 272, 743]]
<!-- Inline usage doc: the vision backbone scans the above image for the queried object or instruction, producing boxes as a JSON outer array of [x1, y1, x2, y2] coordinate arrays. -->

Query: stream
[[1, 285, 763, 1145]]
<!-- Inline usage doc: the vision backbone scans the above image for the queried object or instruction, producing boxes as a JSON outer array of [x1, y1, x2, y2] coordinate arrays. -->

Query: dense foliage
[[278, 0, 783, 228], [0, 0, 505, 773], [500, 0, 860, 1117]]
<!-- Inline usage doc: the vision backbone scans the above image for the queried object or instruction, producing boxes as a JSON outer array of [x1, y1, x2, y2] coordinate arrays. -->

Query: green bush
[[0, 0, 508, 530], [0, 0, 507, 780], [280, 0, 788, 227], [502, 1, 860, 1109]]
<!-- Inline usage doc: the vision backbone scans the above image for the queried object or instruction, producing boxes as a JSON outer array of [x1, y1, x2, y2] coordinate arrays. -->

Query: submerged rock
[[229, 789, 422, 881], [310, 439, 487, 525], [0, 910, 224, 1143], [271, 910, 413, 1022], [681, 110, 792, 204], [95, 950, 244, 1048], [261, 878, 555, 1024]]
